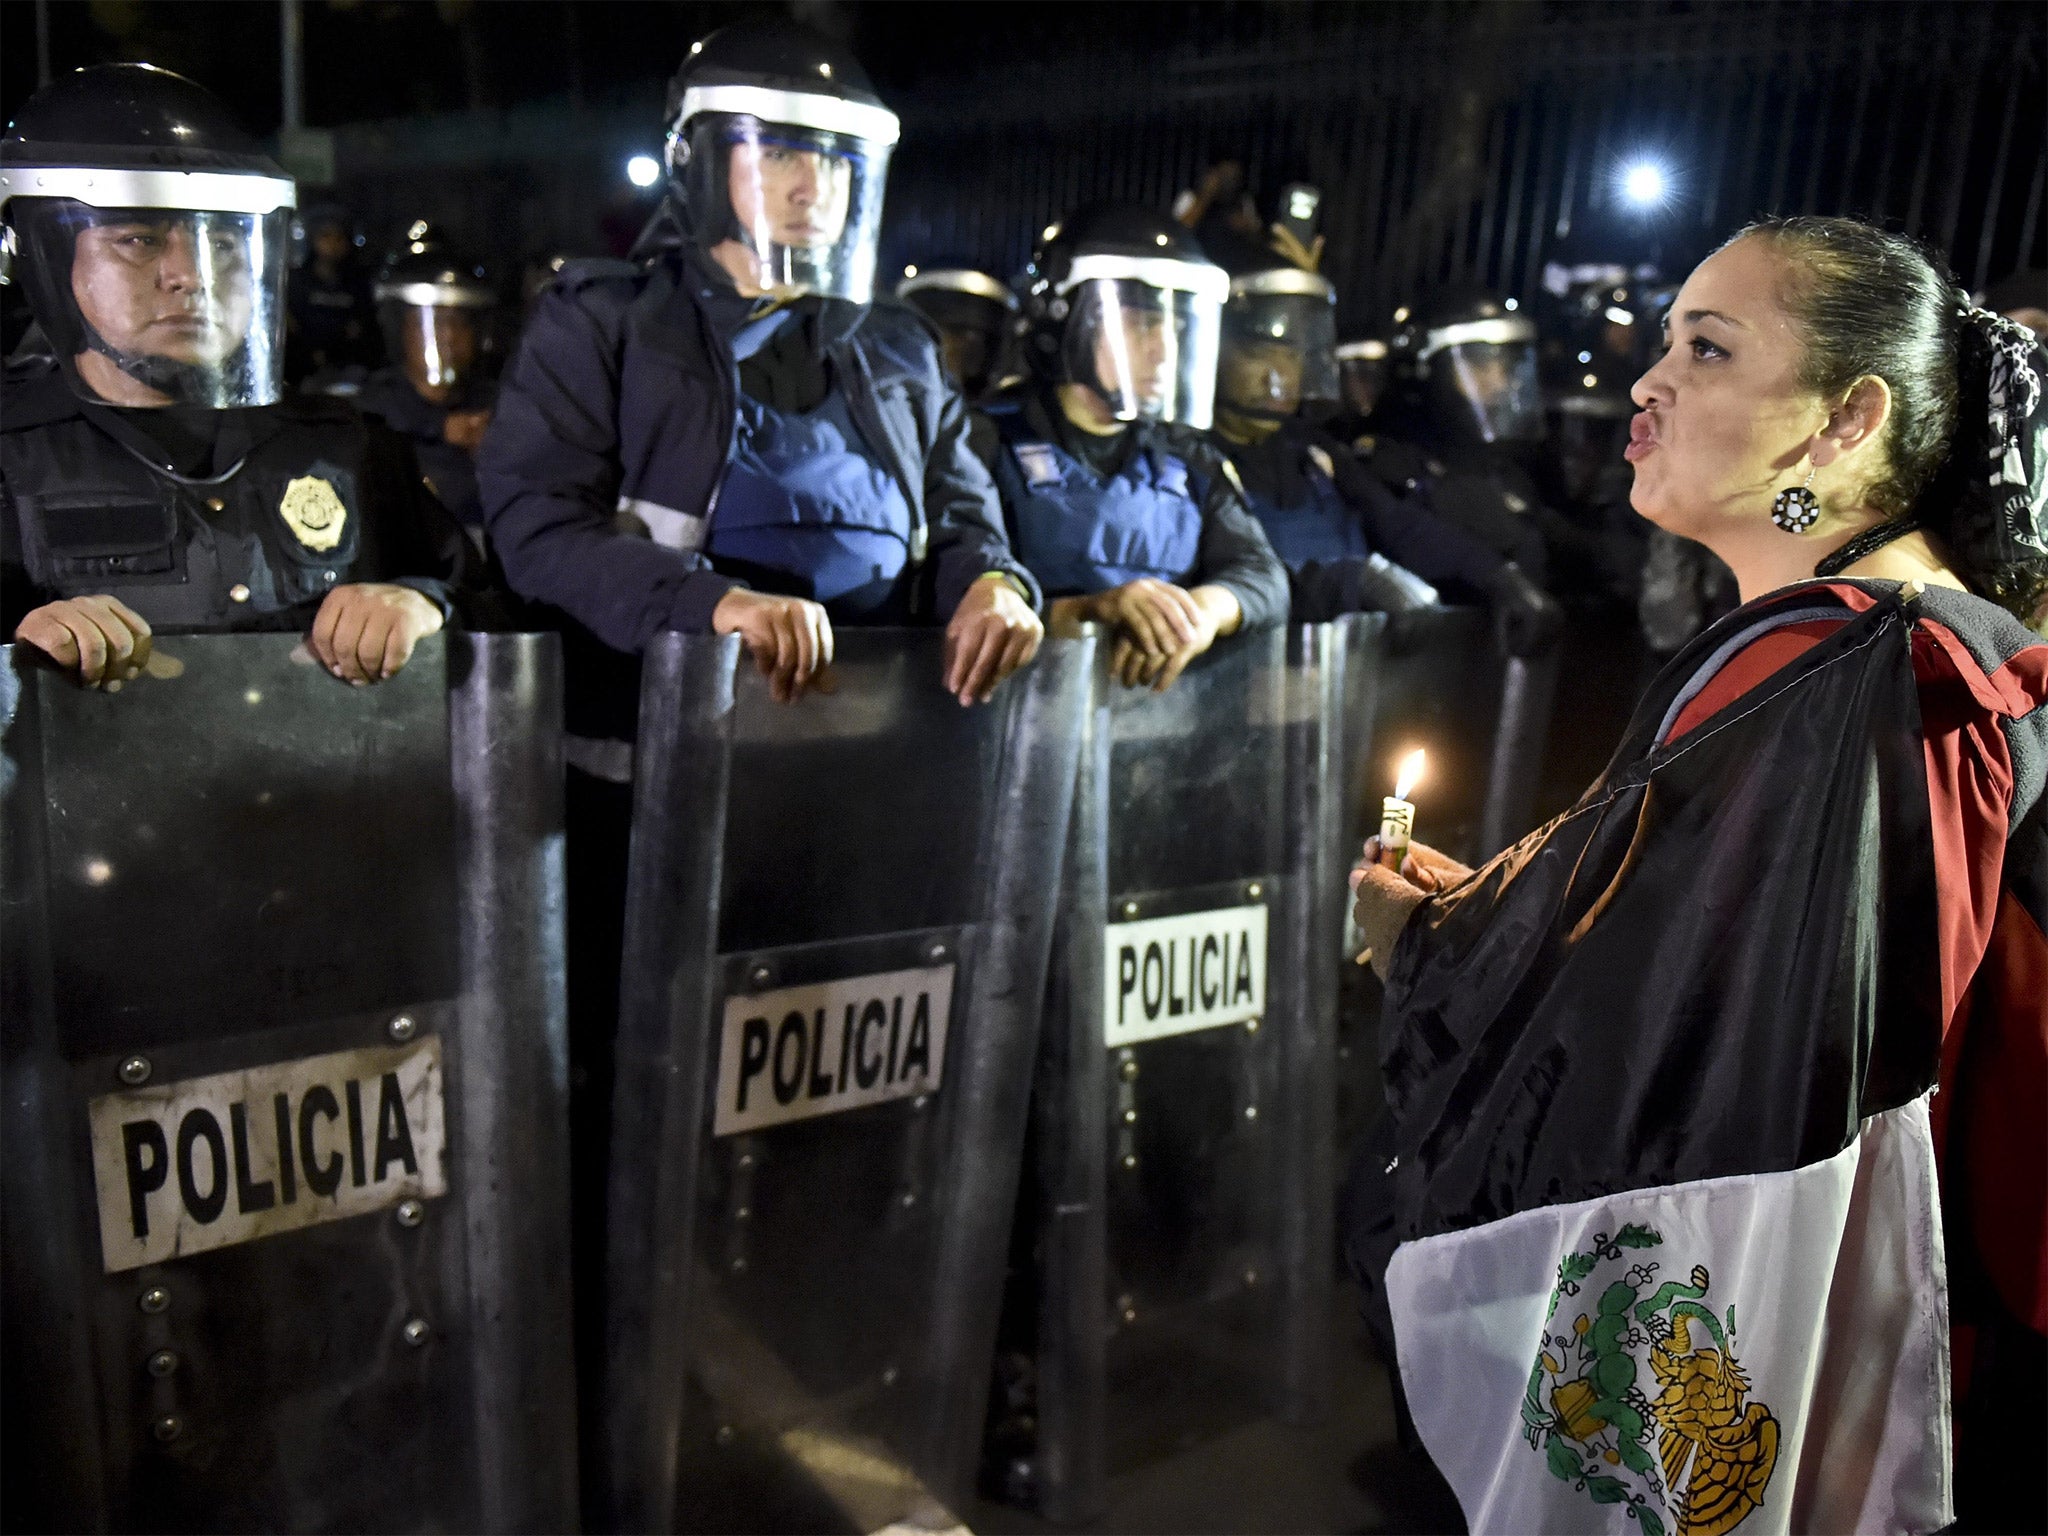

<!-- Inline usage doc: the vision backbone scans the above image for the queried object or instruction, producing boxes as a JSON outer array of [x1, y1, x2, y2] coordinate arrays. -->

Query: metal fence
[[879, 0, 2045, 325]]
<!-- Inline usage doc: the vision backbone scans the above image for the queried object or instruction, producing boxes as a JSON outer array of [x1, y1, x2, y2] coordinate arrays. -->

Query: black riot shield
[[0, 633, 576, 1534], [602, 631, 1093, 1535], [1001, 620, 1352, 1523]]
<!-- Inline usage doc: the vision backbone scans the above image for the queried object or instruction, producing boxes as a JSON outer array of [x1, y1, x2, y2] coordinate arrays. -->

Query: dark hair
[[1731, 216, 2048, 619]]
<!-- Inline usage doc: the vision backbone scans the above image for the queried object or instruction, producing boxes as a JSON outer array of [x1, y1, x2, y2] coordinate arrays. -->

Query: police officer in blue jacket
[[897, 264, 1018, 406], [978, 206, 1287, 693], [479, 20, 1043, 712], [1212, 260, 1562, 653]]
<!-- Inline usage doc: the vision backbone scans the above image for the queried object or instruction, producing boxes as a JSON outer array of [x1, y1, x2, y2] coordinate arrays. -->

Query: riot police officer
[[355, 222, 499, 533], [980, 205, 1287, 692], [1, 65, 474, 689], [479, 19, 1042, 712], [285, 201, 378, 383], [897, 263, 1017, 405], [1212, 261, 1560, 651], [1368, 291, 1556, 579]]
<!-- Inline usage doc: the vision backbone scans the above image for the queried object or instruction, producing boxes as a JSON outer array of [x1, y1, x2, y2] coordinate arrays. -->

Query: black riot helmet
[[661, 20, 899, 304], [1217, 258, 1338, 424], [1017, 203, 1229, 429], [373, 220, 497, 391], [1392, 289, 1544, 444], [897, 263, 1016, 398], [1, 63, 296, 407]]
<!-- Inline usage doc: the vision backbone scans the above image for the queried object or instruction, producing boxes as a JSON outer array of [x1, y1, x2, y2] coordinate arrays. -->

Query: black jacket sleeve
[[359, 415, 499, 625], [1321, 430, 1510, 598], [477, 282, 740, 653], [1185, 436, 1290, 632], [923, 374, 1043, 615]]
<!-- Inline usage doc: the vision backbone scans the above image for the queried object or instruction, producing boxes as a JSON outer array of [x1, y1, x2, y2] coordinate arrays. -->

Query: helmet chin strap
[[1214, 404, 1285, 445], [79, 320, 222, 404]]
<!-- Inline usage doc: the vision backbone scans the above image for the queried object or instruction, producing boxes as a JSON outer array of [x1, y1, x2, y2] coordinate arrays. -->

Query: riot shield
[[0, 632, 576, 1534], [1003, 620, 1351, 1523], [1332, 609, 1561, 1171], [602, 631, 1093, 1534]]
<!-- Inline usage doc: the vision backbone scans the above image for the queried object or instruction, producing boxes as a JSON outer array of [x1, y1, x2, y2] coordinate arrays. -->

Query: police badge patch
[[279, 475, 348, 552]]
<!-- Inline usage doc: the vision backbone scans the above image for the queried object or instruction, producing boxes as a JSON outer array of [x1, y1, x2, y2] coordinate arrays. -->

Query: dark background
[[6, 1, 2044, 326]]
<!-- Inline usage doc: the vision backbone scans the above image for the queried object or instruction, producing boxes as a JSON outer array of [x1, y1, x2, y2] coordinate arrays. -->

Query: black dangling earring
[[1771, 465, 1821, 533]]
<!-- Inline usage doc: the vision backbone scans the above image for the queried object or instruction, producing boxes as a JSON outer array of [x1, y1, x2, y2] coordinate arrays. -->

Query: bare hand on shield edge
[[13, 594, 153, 688], [943, 573, 1044, 706], [308, 583, 446, 685], [713, 587, 835, 704]]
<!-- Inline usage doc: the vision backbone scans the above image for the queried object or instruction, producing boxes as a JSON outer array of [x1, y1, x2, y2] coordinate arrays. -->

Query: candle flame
[[1394, 749, 1426, 801]]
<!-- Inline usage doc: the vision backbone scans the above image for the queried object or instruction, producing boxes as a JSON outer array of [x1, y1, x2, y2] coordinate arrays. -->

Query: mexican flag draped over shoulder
[[1364, 583, 1984, 1536]]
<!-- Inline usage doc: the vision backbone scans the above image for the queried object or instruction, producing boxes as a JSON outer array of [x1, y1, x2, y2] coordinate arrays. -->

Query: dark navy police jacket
[[478, 253, 1039, 656], [1, 354, 475, 636], [975, 390, 1287, 632]]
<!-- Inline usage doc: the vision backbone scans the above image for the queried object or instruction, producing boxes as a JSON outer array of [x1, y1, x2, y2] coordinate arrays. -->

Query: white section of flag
[[1385, 1092, 1951, 1536]]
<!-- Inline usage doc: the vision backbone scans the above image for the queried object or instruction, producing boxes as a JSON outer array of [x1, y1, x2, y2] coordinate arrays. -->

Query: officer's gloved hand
[[712, 587, 834, 705], [1481, 562, 1565, 658], [309, 583, 447, 684], [12, 594, 153, 688], [1352, 553, 1440, 616], [943, 573, 1045, 707]]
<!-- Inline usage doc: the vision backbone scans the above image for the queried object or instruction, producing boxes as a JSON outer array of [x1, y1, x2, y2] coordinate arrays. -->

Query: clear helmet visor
[[1061, 277, 1221, 430], [1219, 294, 1339, 416], [1444, 341, 1544, 442], [387, 302, 486, 389], [29, 202, 290, 407], [692, 115, 891, 304]]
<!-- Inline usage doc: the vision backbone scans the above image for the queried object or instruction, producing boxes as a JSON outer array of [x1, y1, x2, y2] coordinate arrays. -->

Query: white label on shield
[[1103, 903, 1268, 1047], [88, 1039, 447, 1274], [715, 964, 954, 1137]]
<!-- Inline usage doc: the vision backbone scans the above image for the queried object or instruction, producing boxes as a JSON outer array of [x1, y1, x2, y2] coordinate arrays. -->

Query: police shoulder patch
[[279, 475, 349, 552], [1013, 442, 1064, 489]]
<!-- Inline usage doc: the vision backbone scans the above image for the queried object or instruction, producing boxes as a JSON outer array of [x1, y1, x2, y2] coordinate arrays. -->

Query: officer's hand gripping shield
[[992, 619, 1354, 1521], [600, 630, 1093, 1533], [0, 633, 577, 1533]]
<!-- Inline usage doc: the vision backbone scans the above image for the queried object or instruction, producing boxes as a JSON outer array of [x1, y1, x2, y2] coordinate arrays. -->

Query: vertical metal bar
[[1903, 20, 1955, 238], [1762, 32, 1804, 216], [280, 0, 304, 132], [1971, 28, 2028, 292], [1522, 88, 1569, 299], [2016, 147, 2045, 285], [1867, 7, 1912, 224], [1798, 33, 1844, 217], [1552, 80, 1585, 241], [1497, 95, 1536, 298], [34, 0, 52, 85], [1472, 101, 1509, 290], [1695, 30, 1745, 230], [1937, 12, 1993, 264], [1836, 27, 1880, 218]]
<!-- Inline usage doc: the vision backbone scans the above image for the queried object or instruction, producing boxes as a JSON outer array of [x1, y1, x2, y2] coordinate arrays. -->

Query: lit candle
[[1378, 749, 1426, 872]]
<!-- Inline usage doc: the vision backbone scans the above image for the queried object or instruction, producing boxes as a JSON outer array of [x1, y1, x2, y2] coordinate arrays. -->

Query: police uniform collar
[[0, 353, 79, 432]]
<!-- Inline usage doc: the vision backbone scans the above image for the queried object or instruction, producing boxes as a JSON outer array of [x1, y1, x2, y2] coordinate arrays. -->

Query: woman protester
[[1348, 217, 2046, 1536]]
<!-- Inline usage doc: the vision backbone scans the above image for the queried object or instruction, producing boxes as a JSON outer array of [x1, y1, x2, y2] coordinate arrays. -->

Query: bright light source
[[1605, 306, 1636, 326], [1503, 297, 1518, 311], [1578, 350, 1593, 364], [1583, 373, 1600, 389], [903, 264, 918, 278], [626, 155, 661, 189], [1619, 160, 1670, 209]]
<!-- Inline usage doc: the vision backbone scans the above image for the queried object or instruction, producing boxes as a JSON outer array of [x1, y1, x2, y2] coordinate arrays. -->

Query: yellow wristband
[[976, 570, 1033, 602]]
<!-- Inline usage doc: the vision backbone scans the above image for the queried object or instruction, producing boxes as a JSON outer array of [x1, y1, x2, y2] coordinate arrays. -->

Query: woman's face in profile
[[1626, 237, 1829, 537]]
